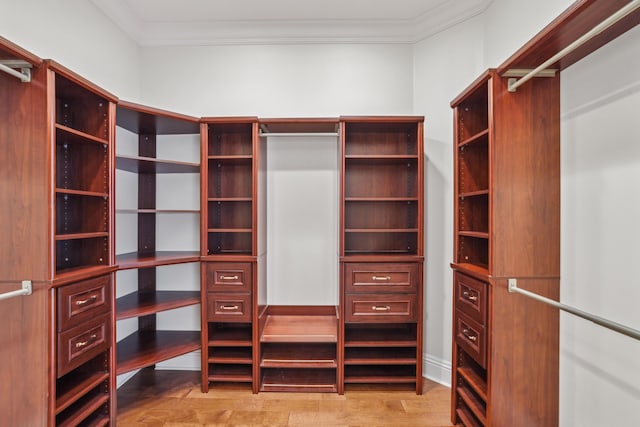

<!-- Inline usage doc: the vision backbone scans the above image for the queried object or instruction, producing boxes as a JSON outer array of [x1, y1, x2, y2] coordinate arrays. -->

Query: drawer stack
[[343, 263, 421, 389], [203, 262, 254, 390], [453, 271, 488, 427], [54, 275, 113, 427]]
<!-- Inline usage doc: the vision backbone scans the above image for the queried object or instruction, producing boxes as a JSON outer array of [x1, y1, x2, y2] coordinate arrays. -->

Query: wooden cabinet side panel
[[0, 282, 49, 426], [0, 64, 50, 281], [490, 74, 560, 278], [488, 278, 559, 427]]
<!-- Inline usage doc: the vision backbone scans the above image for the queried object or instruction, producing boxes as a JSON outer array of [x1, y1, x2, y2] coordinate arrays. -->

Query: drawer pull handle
[[75, 334, 98, 349], [75, 295, 98, 306], [462, 291, 478, 302], [221, 305, 239, 310], [372, 305, 391, 311], [372, 276, 391, 281], [462, 329, 477, 342], [220, 275, 239, 280]]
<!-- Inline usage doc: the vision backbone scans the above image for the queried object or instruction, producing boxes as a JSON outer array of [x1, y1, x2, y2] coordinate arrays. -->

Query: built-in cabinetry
[[114, 102, 201, 377], [1, 35, 117, 426], [340, 117, 424, 394], [200, 118, 259, 392], [50, 60, 117, 427], [450, 1, 640, 425], [450, 68, 560, 427]]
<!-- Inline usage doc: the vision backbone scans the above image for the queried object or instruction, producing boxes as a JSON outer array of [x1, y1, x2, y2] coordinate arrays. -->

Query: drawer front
[[57, 275, 111, 331], [345, 263, 418, 293], [207, 293, 252, 322], [345, 294, 417, 323], [206, 262, 252, 293], [455, 310, 487, 368], [454, 272, 487, 325], [58, 313, 111, 377]]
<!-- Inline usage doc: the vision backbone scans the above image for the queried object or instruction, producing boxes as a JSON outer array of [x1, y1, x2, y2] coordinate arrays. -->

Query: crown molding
[[91, 0, 492, 46]]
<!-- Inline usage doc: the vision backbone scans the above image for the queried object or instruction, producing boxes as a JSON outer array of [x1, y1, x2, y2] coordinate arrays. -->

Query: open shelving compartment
[[114, 100, 201, 377], [53, 70, 112, 279], [258, 306, 339, 393]]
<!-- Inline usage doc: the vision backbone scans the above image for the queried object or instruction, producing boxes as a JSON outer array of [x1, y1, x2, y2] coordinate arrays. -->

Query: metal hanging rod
[[0, 281, 33, 302], [259, 132, 339, 138], [508, 278, 640, 341], [0, 60, 32, 82], [507, 0, 640, 92]]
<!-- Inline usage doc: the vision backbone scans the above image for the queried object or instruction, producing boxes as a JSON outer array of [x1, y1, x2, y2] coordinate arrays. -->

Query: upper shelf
[[116, 155, 199, 173], [498, 0, 640, 74], [117, 100, 200, 135], [259, 118, 339, 135]]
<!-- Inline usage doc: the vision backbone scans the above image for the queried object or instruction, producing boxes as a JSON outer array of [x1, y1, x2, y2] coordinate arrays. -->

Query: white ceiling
[[90, 0, 492, 45]]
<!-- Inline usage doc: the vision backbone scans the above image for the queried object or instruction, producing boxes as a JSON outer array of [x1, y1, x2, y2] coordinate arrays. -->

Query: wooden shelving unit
[[200, 118, 259, 392], [114, 101, 201, 376], [340, 117, 424, 394]]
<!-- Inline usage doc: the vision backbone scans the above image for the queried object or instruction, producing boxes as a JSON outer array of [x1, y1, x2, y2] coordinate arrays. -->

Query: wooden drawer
[[344, 263, 418, 293], [207, 293, 252, 322], [206, 262, 252, 293], [455, 310, 486, 368], [57, 275, 111, 331], [454, 272, 487, 325], [345, 294, 417, 323], [58, 312, 111, 377]]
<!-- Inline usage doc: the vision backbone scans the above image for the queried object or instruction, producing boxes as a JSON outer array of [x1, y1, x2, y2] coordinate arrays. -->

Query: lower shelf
[[456, 407, 482, 427], [344, 365, 416, 384], [56, 390, 109, 427], [117, 330, 200, 375], [208, 364, 253, 383], [260, 368, 337, 393]]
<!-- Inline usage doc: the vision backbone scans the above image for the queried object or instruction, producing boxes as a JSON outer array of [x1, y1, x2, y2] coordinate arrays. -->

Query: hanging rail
[[508, 278, 640, 341], [507, 0, 640, 92], [0, 60, 32, 82], [0, 281, 33, 302], [259, 132, 339, 138]]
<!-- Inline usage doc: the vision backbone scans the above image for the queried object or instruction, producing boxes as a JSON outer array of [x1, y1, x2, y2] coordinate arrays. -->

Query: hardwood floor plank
[[117, 369, 454, 426]]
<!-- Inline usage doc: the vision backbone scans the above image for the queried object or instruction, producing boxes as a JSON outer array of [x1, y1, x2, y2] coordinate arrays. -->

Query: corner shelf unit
[[114, 101, 201, 375]]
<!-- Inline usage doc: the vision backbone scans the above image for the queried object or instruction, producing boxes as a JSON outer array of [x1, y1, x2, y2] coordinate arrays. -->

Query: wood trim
[[0, 35, 43, 65], [450, 69, 493, 108], [44, 60, 117, 102], [497, 0, 640, 74]]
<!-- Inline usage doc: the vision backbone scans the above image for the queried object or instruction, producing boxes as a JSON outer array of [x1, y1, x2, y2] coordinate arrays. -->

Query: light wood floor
[[117, 370, 454, 426]]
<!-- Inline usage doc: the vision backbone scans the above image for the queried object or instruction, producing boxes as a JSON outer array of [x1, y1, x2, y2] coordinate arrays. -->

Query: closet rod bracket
[[0, 60, 32, 82]]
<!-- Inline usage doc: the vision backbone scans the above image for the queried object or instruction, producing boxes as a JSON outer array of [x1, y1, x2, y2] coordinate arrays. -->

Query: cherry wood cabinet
[[449, 2, 640, 425], [450, 67, 560, 427], [340, 116, 424, 394], [114, 101, 201, 376], [1, 36, 117, 426], [200, 118, 260, 392]]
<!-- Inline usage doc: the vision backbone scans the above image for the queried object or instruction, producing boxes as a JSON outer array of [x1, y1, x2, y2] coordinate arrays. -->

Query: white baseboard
[[423, 354, 452, 387], [156, 350, 201, 371]]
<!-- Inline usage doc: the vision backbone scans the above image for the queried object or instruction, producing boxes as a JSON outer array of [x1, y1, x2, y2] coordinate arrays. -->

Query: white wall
[[0, 0, 141, 100], [266, 136, 339, 306], [412, 14, 485, 385], [560, 24, 640, 426], [138, 44, 414, 117]]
